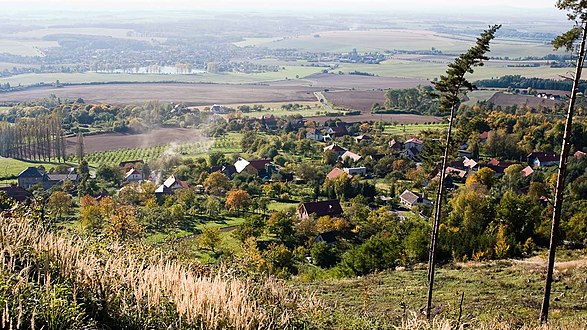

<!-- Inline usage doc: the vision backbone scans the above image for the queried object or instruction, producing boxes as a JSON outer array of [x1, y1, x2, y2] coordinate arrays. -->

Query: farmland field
[[0, 83, 319, 105], [283, 73, 429, 90], [66, 131, 243, 165], [65, 128, 211, 154], [487, 92, 562, 108], [0, 39, 58, 56], [257, 29, 565, 58], [308, 113, 443, 124], [334, 59, 572, 80], [216, 101, 326, 117], [0, 65, 325, 88], [383, 122, 449, 135], [324, 90, 385, 112]]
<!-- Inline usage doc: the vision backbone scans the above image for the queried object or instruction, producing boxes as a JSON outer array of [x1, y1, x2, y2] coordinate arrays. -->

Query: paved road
[[314, 91, 334, 111]]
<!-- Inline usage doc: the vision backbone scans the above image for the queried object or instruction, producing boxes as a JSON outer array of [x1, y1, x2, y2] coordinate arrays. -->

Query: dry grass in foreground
[[0, 212, 320, 329]]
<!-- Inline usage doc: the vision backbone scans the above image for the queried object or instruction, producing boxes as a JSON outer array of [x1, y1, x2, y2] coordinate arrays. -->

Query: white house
[[124, 168, 143, 183], [404, 138, 424, 159], [343, 167, 367, 176]]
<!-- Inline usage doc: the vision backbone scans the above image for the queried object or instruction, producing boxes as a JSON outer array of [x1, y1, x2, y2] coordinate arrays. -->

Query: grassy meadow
[[0, 66, 325, 87], [333, 59, 571, 81], [0, 156, 73, 179], [294, 253, 587, 327]]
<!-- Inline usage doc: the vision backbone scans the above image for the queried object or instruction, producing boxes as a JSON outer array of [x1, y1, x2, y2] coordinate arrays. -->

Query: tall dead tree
[[426, 24, 500, 320], [540, 0, 587, 323]]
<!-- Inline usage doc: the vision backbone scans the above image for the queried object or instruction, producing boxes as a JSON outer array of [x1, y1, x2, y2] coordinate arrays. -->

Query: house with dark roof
[[298, 200, 343, 219], [18, 167, 79, 189], [47, 173, 79, 187], [323, 144, 348, 157], [484, 159, 517, 175], [17, 167, 46, 189], [0, 185, 31, 202], [528, 152, 560, 167], [306, 127, 326, 141], [326, 125, 349, 138], [404, 138, 424, 159], [389, 139, 402, 151], [285, 118, 305, 131], [261, 114, 278, 129], [400, 190, 424, 208], [316, 231, 338, 245], [118, 160, 144, 169], [234, 158, 273, 177]]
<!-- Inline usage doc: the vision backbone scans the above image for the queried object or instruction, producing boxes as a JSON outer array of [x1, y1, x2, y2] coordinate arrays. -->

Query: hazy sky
[[3, 0, 559, 11]]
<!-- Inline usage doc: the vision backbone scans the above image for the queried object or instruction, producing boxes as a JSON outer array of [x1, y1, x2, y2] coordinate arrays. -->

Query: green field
[[0, 40, 57, 56], [219, 101, 326, 118], [267, 201, 299, 212], [463, 90, 500, 105], [0, 156, 71, 179], [334, 60, 571, 80], [258, 29, 564, 59], [0, 65, 324, 87], [0, 60, 570, 88], [383, 122, 448, 135]]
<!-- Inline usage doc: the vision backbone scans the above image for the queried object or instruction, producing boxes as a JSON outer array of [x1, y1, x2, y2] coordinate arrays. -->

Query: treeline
[[383, 85, 441, 115], [0, 114, 66, 161], [475, 75, 587, 92]]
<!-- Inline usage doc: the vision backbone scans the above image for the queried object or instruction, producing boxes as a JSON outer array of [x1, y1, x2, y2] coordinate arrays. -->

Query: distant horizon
[[0, 0, 563, 15]]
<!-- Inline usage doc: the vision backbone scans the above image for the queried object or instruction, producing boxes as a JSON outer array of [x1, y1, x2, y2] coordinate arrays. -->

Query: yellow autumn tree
[[225, 189, 251, 214]]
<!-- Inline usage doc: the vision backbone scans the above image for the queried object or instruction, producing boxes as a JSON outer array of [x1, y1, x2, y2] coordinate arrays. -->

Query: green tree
[[465, 167, 496, 189], [47, 191, 72, 221], [310, 241, 339, 268], [96, 163, 123, 186], [266, 211, 294, 242], [542, 1, 587, 322], [198, 227, 222, 254], [426, 24, 500, 319], [323, 150, 338, 165], [208, 151, 225, 167], [203, 171, 231, 196], [204, 196, 222, 216]]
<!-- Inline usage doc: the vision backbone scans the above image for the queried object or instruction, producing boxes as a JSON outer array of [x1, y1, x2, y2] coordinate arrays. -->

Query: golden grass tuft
[[0, 214, 315, 329]]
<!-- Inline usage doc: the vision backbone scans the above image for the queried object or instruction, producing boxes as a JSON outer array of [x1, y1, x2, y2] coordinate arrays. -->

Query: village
[[3, 107, 584, 277]]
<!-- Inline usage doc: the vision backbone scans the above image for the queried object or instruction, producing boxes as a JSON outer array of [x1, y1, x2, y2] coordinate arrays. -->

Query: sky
[[1, 0, 559, 11]]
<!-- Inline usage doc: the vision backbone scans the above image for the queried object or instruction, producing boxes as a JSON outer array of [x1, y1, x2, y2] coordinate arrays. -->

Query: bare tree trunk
[[426, 103, 457, 319], [540, 20, 587, 324]]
